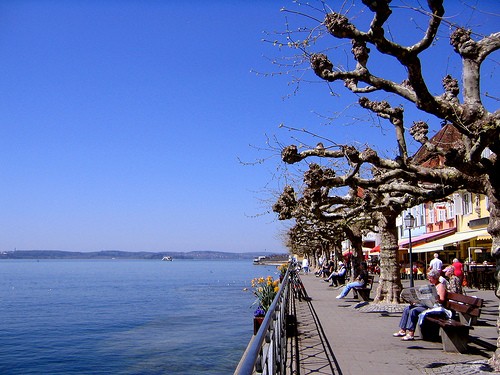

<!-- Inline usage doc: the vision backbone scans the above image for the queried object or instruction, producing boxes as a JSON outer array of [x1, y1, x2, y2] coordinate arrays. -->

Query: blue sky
[[0, 1, 498, 253]]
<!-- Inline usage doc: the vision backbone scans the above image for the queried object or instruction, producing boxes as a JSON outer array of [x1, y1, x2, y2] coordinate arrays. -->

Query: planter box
[[253, 317, 265, 335]]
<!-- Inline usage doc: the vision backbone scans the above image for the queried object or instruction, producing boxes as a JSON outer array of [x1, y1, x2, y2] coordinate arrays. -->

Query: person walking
[[302, 257, 310, 274], [428, 253, 443, 274], [452, 258, 464, 283]]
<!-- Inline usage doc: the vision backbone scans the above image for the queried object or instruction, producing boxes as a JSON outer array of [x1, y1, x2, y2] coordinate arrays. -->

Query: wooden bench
[[446, 292, 483, 326], [419, 292, 483, 353], [353, 275, 375, 301]]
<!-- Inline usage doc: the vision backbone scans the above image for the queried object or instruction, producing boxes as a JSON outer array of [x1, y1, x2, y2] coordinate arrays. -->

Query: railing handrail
[[234, 264, 291, 375]]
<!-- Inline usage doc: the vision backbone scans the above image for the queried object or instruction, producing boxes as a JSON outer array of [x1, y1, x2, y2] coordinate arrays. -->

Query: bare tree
[[273, 180, 378, 286], [268, 0, 500, 367], [274, 158, 461, 302]]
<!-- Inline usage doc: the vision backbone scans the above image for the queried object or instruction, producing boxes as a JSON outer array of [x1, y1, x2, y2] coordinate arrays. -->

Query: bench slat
[[424, 316, 473, 330], [447, 292, 483, 307], [447, 301, 481, 317]]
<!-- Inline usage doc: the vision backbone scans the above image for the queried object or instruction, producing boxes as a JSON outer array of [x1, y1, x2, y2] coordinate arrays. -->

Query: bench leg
[[457, 313, 477, 326], [439, 327, 470, 353], [419, 320, 440, 342], [357, 290, 369, 301]]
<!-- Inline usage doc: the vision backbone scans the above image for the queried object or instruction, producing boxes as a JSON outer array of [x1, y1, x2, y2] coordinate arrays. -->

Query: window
[[412, 204, 425, 226], [446, 202, 455, 220], [437, 209, 446, 222], [428, 208, 435, 224]]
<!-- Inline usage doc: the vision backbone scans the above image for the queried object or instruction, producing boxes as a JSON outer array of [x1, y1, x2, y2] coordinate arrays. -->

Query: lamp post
[[404, 213, 416, 287]]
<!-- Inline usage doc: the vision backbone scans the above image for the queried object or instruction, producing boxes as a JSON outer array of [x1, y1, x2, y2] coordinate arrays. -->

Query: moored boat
[[253, 255, 267, 264]]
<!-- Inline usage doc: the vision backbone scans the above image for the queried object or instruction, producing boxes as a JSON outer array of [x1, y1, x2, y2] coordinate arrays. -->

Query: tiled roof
[[411, 123, 463, 167]]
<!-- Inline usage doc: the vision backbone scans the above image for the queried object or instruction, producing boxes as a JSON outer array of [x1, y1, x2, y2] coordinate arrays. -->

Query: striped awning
[[411, 229, 489, 254], [398, 228, 455, 248], [477, 232, 492, 241]]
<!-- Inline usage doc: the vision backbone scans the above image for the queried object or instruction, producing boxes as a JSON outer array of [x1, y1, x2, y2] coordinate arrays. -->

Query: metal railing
[[234, 266, 292, 375]]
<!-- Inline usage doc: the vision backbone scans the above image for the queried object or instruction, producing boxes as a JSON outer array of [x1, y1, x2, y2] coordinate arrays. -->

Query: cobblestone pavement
[[421, 360, 494, 375], [296, 274, 500, 375]]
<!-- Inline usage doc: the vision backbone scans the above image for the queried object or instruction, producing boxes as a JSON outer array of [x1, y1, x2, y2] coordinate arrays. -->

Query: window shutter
[[463, 192, 472, 215], [453, 193, 463, 215]]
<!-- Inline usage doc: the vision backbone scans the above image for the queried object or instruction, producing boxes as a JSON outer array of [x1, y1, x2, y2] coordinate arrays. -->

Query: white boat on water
[[162, 256, 173, 261], [253, 256, 267, 264]]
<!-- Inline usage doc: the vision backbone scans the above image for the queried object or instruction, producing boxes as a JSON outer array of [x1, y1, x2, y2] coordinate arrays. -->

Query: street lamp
[[404, 213, 416, 287]]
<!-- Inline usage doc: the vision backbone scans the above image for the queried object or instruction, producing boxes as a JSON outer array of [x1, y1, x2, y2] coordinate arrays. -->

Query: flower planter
[[253, 316, 265, 335]]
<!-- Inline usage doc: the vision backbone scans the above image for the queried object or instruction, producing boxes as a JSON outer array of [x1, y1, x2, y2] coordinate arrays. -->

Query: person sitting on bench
[[336, 262, 368, 299], [316, 256, 335, 278], [325, 261, 346, 287], [392, 269, 447, 341]]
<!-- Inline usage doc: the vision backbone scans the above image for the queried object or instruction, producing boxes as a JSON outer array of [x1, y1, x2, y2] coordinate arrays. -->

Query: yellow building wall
[[455, 193, 491, 263], [456, 193, 489, 232]]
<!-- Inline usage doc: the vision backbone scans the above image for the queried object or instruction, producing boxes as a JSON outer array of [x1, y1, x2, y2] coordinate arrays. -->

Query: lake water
[[0, 259, 278, 374]]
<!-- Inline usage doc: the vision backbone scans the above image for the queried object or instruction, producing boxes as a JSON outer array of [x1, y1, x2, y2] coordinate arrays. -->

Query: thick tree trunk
[[344, 227, 364, 279], [311, 250, 319, 270], [332, 241, 343, 271], [373, 212, 403, 303]]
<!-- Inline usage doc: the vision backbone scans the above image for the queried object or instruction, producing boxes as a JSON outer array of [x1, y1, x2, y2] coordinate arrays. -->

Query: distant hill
[[0, 250, 288, 261]]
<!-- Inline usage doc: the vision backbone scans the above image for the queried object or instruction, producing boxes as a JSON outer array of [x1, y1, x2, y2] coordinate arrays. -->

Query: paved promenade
[[295, 273, 499, 374]]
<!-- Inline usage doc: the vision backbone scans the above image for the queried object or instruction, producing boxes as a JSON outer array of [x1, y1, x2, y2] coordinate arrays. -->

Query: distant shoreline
[[0, 250, 289, 261]]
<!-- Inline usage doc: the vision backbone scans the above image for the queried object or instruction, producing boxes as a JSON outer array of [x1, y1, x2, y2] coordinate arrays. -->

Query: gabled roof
[[411, 123, 463, 167]]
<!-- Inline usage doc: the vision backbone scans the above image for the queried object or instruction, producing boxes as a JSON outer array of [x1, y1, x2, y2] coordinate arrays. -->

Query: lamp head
[[404, 213, 415, 228]]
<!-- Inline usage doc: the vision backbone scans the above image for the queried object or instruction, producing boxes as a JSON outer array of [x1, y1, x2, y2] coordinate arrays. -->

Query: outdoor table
[[464, 264, 496, 290]]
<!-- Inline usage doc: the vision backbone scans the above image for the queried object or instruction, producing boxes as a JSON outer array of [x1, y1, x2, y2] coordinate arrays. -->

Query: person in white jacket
[[302, 257, 309, 274], [325, 262, 347, 287]]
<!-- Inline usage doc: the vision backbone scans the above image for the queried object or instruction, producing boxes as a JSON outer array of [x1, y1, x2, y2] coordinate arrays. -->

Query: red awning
[[398, 228, 456, 249], [371, 245, 380, 253]]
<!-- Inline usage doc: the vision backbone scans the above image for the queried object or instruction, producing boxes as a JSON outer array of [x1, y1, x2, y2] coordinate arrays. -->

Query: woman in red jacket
[[452, 258, 464, 283]]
